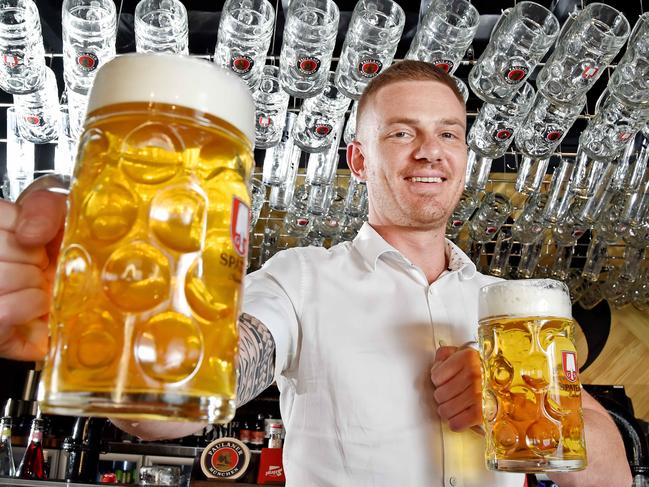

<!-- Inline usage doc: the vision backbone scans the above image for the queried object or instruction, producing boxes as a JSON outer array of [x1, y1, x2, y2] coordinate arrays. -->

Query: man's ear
[[346, 141, 367, 182]]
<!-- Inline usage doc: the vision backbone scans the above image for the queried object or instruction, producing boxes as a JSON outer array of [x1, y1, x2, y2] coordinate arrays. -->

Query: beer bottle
[[0, 416, 15, 476], [249, 414, 266, 451], [16, 415, 45, 479], [239, 420, 252, 447]]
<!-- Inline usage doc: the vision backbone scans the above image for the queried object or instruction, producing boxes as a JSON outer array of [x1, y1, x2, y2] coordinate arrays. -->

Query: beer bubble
[[185, 241, 239, 322], [134, 312, 203, 383], [493, 419, 520, 454], [54, 245, 92, 317], [83, 179, 138, 243], [120, 123, 183, 184], [505, 386, 539, 422], [520, 352, 549, 390], [490, 354, 514, 390], [102, 242, 170, 312], [483, 389, 498, 422], [150, 186, 206, 253], [562, 412, 585, 453], [525, 417, 560, 456]]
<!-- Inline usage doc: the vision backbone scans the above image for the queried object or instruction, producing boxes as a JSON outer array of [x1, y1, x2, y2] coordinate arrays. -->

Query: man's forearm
[[236, 312, 276, 406], [548, 391, 632, 487], [111, 313, 276, 440]]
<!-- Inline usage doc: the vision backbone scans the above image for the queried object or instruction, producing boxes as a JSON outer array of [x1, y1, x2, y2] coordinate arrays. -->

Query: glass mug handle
[[594, 87, 610, 113], [554, 8, 580, 46], [489, 7, 512, 41]]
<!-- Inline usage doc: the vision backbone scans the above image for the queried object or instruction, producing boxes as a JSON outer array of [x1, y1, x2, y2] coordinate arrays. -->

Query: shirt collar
[[352, 222, 476, 280]]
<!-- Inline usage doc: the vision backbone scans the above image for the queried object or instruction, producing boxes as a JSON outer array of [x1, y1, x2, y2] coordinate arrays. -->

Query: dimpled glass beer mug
[[608, 13, 649, 107], [38, 54, 255, 423], [134, 0, 189, 55], [214, 0, 275, 90], [253, 65, 289, 149], [468, 2, 559, 104], [334, 0, 404, 100], [0, 0, 47, 95], [536, 3, 629, 104], [279, 0, 339, 98], [405, 0, 479, 75], [62, 0, 117, 95], [478, 279, 587, 472]]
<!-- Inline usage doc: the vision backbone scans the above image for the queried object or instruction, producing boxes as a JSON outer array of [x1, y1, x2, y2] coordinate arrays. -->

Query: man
[[0, 61, 631, 486]]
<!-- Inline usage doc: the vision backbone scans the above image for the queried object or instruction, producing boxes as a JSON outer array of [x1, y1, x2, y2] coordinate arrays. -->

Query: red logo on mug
[[562, 351, 578, 383], [77, 52, 99, 72], [358, 59, 383, 78], [297, 57, 321, 75], [231, 55, 254, 74], [313, 123, 332, 138], [493, 128, 513, 141], [503, 65, 528, 84], [432, 58, 454, 73], [581, 65, 599, 79], [231, 197, 250, 257]]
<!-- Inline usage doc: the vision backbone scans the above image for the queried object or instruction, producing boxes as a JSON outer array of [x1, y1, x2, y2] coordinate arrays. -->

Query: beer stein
[[608, 13, 649, 107], [468, 2, 559, 104], [214, 0, 275, 90], [278, 0, 339, 98], [478, 279, 587, 472], [536, 3, 629, 104], [62, 0, 117, 94], [405, 0, 479, 75], [4, 106, 35, 202], [334, 0, 404, 100], [252, 65, 290, 149], [134, 0, 189, 55], [38, 54, 255, 423], [13, 66, 60, 143], [0, 0, 47, 95]]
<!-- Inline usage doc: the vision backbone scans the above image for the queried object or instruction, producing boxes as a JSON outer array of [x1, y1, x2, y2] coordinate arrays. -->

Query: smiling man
[[0, 60, 632, 486]]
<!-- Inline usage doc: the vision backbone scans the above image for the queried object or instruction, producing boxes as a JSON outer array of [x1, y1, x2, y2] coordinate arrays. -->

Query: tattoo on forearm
[[236, 313, 276, 407]]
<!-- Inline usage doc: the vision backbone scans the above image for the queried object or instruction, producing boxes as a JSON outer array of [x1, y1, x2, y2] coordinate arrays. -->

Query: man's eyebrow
[[381, 117, 466, 130]]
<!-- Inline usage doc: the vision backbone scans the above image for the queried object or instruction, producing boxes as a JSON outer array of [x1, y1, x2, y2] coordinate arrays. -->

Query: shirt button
[[449, 476, 457, 486]]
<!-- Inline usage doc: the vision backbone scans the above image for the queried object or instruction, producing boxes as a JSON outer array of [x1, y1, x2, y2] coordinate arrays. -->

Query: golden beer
[[478, 279, 587, 472], [39, 54, 255, 423]]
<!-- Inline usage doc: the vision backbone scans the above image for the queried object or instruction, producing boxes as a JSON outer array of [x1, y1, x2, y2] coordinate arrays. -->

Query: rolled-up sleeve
[[242, 248, 303, 380]]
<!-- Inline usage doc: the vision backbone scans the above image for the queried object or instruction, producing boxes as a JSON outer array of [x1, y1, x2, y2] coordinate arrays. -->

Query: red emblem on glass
[[503, 66, 528, 84], [432, 59, 453, 73], [545, 130, 563, 141], [494, 128, 513, 141], [2, 54, 21, 68], [24, 115, 42, 126], [486, 226, 497, 235], [258, 116, 272, 128], [77, 52, 98, 72], [231, 55, 254, 74], [313, 123, 332, 138], [297, 57, 320, 75], [231, 197, 250, 257], [562, 351, 578, 383], [581, 65, 599, 79], [358, 59, 382, 78]]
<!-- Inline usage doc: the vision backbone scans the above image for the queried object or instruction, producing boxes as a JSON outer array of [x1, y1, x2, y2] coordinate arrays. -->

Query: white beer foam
[[86, 54, 255, 144], [478, 279, 572, 321]]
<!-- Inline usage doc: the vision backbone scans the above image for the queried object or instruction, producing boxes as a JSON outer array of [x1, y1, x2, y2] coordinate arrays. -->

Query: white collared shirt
[[243, 223, 524, 487]]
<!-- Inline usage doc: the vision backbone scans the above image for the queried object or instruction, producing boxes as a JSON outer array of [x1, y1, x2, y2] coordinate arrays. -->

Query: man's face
[[348, 80, 467, 230]]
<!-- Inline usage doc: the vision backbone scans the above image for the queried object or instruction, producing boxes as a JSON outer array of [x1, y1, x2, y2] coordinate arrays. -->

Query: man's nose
[[413, 134, 443, 161]]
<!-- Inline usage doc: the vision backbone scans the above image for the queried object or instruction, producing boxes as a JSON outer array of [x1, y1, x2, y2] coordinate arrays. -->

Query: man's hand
[[0, 190, 67, 361], [430, 345, 483, 432]]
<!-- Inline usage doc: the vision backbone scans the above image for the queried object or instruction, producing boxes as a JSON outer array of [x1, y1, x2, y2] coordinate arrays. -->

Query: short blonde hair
[[356, 60, 465, 135]]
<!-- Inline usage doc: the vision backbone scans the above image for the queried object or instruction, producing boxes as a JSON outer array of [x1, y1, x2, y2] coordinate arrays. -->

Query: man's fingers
[[0, 318, 49, 361], [0, 288, 50, 331], [0, 199, 19, 231], [0, 262, 46, 294], [431, 347, 480, 387], [15, 190, 67, 247], [445, 404, 483, 433], [433, 345, 457, 365], [0, 230, 48, 267], [436, 380, 482, 419]]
